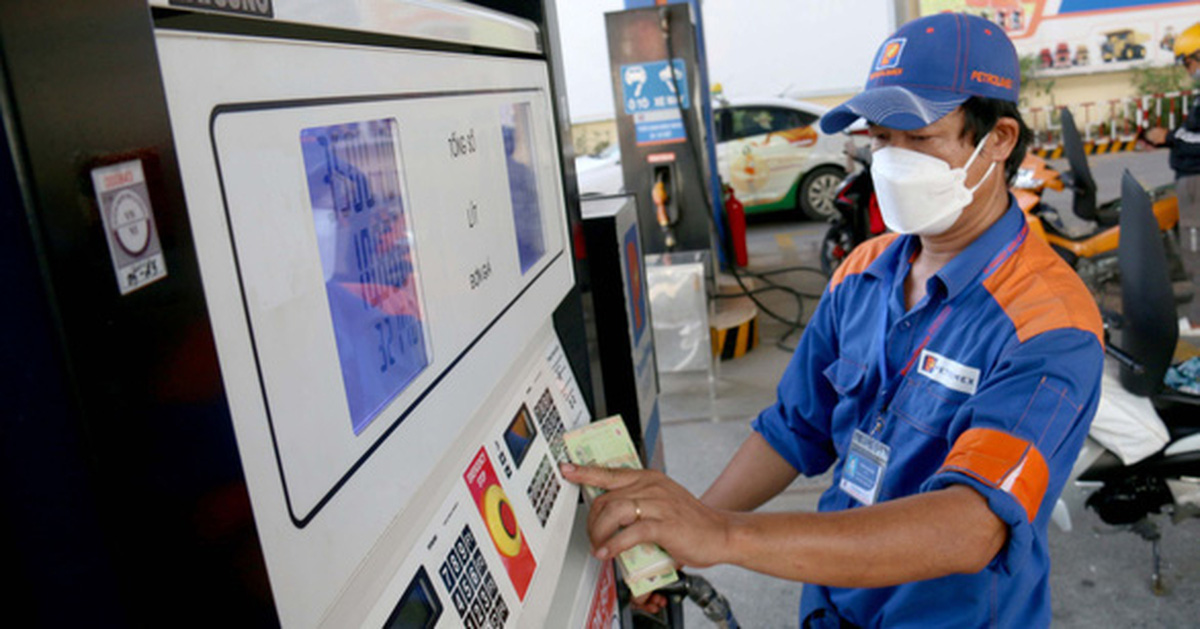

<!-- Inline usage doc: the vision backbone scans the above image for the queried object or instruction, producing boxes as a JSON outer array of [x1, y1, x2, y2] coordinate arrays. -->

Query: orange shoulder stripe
[[982, 235, 1103, 346], [940, 427, 1049, 522], [829, 233, 901, 292]]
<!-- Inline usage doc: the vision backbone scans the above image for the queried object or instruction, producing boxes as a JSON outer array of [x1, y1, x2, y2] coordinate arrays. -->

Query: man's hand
[[559, 463, 733, 569], [1144, 126, 1169, 146]]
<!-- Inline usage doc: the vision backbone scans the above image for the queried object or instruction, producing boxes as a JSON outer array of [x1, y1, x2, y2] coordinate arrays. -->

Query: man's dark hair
[[960, 96, 1033, 184]]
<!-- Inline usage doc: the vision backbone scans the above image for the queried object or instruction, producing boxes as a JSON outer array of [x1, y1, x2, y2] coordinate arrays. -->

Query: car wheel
[[798, 165, 846, 221]]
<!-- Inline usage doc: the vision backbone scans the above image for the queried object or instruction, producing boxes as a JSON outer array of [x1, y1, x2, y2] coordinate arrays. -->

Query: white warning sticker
[[91, 159, 167, 295]]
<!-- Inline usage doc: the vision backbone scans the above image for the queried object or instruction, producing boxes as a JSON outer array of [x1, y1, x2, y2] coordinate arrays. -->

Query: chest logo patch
[[917, 350, 980, 395]]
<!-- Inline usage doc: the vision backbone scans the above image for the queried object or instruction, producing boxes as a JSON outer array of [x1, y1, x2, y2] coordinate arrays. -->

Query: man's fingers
[[584, 497, 634, 550], [559, 462, 641, 491], [594, 520, 656, 561], [589, 495, 649, 546]]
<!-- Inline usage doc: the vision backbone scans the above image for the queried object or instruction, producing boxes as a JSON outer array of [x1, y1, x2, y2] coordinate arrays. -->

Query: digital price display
[[301, 119, 430, 435], [501, 103, 546, 275]]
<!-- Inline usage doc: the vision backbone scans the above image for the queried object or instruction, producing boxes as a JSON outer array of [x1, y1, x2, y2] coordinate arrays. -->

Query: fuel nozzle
[[652, 169, 677, 249], [651, 572, 740, 629]]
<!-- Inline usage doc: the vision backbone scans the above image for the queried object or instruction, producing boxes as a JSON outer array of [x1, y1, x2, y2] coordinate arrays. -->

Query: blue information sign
[[621, 59, 690, 145], [621, 59, 689, 115]]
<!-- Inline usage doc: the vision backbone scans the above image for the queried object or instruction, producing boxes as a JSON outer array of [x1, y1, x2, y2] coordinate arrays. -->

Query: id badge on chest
[[839, 429, 891, 506]]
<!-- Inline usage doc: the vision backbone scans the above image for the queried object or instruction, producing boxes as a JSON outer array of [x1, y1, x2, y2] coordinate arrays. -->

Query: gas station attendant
[[562, 13, 1105, 628]]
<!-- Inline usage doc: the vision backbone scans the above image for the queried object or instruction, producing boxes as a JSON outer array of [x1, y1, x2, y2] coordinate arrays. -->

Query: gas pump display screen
[[502, 103, 546, 274], [301, 118, 430, 435]]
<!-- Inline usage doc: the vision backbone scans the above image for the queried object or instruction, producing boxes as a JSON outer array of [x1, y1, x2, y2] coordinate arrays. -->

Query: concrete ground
[[655, 149, 1200, 627]]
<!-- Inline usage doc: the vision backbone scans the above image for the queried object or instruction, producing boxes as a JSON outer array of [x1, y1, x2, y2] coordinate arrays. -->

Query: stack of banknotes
[[563, 416, 679, 597]]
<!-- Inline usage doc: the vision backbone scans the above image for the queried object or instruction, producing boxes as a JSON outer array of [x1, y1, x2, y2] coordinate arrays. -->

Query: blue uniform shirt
[[752, 198, 1104, 628]]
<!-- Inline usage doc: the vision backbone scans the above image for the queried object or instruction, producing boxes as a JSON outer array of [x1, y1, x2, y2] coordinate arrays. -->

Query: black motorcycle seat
[[1038, 214, 1091, 242], [1078, 448, 1125, 481], [1039, 217, 1076, 241], [1078, 390, 1200, 483], [1079, 441, 1200, 482], [1153, 389, 1200, 441], [1166, 421, 1200, 442], [1039, 199, 1122, 241]]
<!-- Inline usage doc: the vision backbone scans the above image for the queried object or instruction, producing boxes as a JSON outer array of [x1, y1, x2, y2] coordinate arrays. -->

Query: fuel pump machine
[[606, 3, 717, 256], [582, 195, 664, 472], [1, 1, 612, 627]]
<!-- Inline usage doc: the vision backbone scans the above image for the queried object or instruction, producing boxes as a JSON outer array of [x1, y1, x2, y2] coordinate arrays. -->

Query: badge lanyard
[[872, 273, 951, 423]]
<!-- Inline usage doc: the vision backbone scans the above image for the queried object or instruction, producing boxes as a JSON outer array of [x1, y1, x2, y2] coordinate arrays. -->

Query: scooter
[[1065, 171, 1200, 594], [1028, 108, 1182, 296], [819, 146, 881, 276]]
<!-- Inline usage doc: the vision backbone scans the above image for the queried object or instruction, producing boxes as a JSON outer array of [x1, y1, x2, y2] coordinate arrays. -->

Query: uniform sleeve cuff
[[751, 408, 836, 477], [921, 427, 1051, 575], [923, 470, 1035, 575]]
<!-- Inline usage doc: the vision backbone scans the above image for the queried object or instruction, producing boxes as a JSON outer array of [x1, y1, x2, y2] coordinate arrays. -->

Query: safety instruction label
[[621, 59, 689, 146], [91, 159, 168, 295]]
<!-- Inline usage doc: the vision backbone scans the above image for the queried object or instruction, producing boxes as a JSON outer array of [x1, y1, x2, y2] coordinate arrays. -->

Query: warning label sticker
[[91, 159, 168, 295]]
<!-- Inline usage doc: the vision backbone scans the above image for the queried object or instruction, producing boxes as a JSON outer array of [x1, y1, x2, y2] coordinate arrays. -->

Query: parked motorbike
[[819, 145, 881, 275], [1029, 108, 1182, 298], [1068, 171, 1200, 594]]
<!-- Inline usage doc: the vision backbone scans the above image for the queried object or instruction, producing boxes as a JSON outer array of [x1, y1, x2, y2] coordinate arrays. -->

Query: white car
[[715, 97, 858, 220], [574, 143, 623, 198]]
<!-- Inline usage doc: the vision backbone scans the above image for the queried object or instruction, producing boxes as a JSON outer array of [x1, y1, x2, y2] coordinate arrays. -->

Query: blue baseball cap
[[821, 13, 1020, 134]]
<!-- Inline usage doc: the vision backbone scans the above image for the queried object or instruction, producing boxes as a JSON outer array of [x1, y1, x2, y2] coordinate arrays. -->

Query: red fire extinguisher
[[723, 183, 748, 267]]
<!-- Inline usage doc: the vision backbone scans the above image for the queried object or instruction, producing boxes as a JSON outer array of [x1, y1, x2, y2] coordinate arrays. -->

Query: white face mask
[[870, 132, 996, 236]]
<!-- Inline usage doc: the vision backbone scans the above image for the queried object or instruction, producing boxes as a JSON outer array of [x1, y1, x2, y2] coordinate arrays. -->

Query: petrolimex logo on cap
[[871, 38, 907, 81], [918, 349, 980, 395], [876, 38, 906, 70]]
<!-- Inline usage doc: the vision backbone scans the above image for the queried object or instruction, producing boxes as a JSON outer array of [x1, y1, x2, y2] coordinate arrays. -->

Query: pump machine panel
[[145, 5, 598, 627], [208, 89, 565, 525]]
